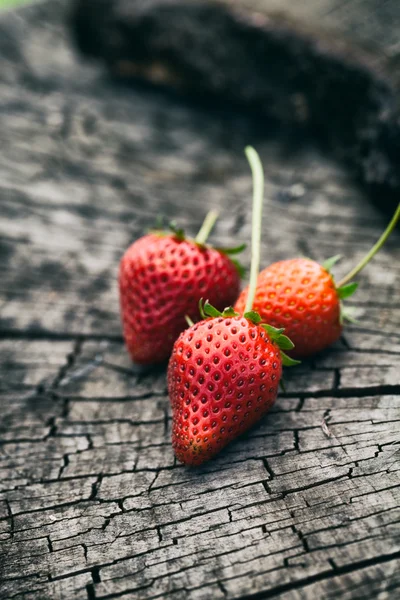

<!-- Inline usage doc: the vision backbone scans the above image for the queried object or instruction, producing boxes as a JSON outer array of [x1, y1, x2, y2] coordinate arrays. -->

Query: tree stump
[[0, 1, 399, 599]]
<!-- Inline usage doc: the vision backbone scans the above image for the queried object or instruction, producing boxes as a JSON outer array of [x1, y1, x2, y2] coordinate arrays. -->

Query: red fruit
[[168, 304, 294, 466], [119, 234, 241, 364], [235, 258, 344, 358]]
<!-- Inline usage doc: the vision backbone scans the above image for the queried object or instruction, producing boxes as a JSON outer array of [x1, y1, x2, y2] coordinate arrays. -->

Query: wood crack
[[1, 1, 399, 598], [219, 551, 400, 600]]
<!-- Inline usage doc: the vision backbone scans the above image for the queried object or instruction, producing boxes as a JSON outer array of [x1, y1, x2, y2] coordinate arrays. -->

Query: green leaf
[[198, 298, 206, 320], [149, 216, 186, 240], [168, 220, 185, 241], [340, 305, 359, 324], [276, 335, 295, 351], [221, 306, 238, 317], [337, 282, 358, 300], [230, 258, 246, 279], [262, 324, 285, 340], [244, 310, 262, 324], [280, 352, 301, 367], [203, 301, 222, 318], [261, 324, 296, 353], [216, 243, 247, 255], [322, 255, 342, 273]]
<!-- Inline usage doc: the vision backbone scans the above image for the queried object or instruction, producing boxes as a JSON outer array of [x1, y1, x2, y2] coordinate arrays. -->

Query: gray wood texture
[[0, 1, 399, 599]]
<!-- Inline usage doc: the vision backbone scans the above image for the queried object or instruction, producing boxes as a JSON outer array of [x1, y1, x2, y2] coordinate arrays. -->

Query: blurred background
[[0, 0, 30, 7]]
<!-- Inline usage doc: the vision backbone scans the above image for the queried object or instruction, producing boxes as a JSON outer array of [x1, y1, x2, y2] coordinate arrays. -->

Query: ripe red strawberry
[[235, 203, 400, 358], [168, 302, 296, 465], [234, 257, 354, 359], [119, 221, 243, 364], [167, 146, 303, 465]]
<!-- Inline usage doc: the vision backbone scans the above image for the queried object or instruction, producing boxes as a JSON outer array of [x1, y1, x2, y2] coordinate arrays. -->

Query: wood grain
[[0, 1, 399, 599]]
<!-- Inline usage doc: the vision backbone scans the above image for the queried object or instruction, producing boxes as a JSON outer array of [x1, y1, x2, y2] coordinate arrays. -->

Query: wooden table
[[1, 1, 399, 598]]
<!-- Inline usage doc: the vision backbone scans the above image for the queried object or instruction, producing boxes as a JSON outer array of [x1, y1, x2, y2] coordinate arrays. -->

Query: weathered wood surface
[[0, 1, 399, 599]]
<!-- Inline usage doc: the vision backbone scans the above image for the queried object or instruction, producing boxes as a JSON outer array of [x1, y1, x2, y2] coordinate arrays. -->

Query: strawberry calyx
[[198, 299, 237, 320], [322, 254, 358, 325], [339, 305, 358, 324], [242, 308, 300, 365], [260, 324, 301, 367], [149, 214, 246, 278], [168, 220, 186, 241], [336, 282, 358, 299], [198, 299, 300, 367], [148, 219, 185, 241], [215, 243, 247, 255], [322, 255, 342, 273]]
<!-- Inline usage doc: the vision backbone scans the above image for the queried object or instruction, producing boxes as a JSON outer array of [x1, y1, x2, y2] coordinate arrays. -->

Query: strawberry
[[234, 257, 345, 358], [168, 302, 296, 465], [168, 146, 300, 465], [119, 216, 243, 364], [235, 200, 400, 358]]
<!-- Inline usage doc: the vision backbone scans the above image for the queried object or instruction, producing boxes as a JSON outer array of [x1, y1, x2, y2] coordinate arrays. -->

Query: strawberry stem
[[244, 146, 265, 313], [337, 203, 400, 288], [195, 210, 219, 245]]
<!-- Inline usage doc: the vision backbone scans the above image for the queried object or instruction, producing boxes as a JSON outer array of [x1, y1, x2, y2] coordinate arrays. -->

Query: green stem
[[195, 210, 219, 245], [337, 203, 400, 288], [244, 146, 265, 313]]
